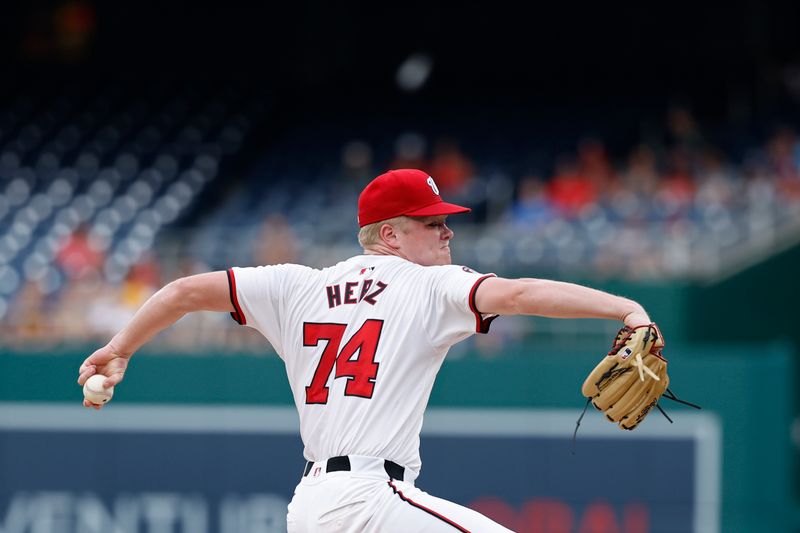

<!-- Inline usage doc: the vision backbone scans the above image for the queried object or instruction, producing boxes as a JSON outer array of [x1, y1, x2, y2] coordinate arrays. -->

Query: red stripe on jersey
[[468, 274, 497, 334], [226, 268, 247, 325], [387, 481, 472, 532]]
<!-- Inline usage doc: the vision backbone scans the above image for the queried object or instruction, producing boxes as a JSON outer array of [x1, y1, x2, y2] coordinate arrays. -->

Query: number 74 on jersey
[[303, 320, 384, 404]]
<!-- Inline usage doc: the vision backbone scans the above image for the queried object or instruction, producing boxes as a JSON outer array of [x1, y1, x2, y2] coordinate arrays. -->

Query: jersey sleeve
[[227, 264, 311, 356], [422, 265, 498, 349]]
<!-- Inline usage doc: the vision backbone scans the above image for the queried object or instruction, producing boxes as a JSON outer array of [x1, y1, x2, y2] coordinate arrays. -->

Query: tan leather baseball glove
[[581, 323, 696, 430]]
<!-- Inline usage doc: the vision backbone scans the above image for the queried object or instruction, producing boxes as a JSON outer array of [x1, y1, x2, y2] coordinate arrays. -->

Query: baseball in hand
[[83, 374, 114, 404]]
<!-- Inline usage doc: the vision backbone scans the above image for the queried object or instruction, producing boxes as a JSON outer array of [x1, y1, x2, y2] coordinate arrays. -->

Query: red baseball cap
[[357, 169, 471, 227]]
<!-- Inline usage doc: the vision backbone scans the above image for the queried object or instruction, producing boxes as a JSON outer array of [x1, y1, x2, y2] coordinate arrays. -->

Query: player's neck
[[363, 244, 407, 261]]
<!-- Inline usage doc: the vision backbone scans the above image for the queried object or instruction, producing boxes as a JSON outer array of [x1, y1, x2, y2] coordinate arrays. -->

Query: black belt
[[303, 456, 405, 481]]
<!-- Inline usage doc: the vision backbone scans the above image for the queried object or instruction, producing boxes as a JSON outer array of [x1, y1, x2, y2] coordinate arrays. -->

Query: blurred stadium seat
[[0, 83, 263, 338]]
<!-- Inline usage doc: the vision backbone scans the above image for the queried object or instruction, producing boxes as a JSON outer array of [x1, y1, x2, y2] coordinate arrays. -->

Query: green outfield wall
[[687, 243, 800, 349], [0, 340, 794, 533]]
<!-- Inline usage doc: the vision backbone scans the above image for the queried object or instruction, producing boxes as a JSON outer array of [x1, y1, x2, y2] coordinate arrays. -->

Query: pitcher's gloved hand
[[581, 324, 669, 430]]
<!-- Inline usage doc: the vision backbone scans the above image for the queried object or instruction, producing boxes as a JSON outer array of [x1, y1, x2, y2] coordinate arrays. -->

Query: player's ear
[[379, 222, 401, 249]]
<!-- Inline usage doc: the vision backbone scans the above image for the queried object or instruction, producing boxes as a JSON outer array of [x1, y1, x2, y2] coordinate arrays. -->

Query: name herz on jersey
[[325, 278, 387, 308]]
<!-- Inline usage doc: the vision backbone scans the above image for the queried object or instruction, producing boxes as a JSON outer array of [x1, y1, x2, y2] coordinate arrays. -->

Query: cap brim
[[405, 201, 471, 217]]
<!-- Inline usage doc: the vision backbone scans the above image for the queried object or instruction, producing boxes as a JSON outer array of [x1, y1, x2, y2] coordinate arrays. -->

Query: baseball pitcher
[[78, 169, 658, 532]]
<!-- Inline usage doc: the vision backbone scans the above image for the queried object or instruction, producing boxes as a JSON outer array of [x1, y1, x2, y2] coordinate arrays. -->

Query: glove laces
[[571, 387, 701, 454]]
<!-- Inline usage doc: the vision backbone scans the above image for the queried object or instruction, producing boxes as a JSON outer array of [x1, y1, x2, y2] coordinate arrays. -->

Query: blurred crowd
[[334, 108, 800, 280], [340, 109, 800, 231], [4, 106, 800, 354], [2, 240, 269, 353]]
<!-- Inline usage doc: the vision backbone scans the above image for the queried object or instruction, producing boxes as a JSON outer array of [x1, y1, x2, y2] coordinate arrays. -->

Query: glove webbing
[[608, 324, 658, 357], [571, 387, 701, 454]]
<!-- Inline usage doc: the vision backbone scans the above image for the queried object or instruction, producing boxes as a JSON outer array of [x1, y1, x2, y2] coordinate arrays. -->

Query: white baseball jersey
[[227, 254, 496, 477]]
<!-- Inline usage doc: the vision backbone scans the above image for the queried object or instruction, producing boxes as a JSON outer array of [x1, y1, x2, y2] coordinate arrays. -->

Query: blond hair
[[358, 216, 408, 248]]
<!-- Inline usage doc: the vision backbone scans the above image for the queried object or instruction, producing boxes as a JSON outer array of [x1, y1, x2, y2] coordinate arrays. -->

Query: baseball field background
[[2, 2, 800, 532]]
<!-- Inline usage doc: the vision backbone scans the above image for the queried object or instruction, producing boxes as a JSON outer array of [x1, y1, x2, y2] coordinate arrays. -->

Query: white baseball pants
[[286, 455, 513, 533]]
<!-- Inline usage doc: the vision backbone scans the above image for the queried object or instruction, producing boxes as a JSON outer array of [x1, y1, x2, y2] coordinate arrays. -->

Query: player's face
[[397, 215, 454, 266]]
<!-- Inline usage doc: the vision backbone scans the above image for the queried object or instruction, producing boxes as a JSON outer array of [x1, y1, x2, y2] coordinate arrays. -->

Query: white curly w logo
[[426, 176, 440, 195]]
